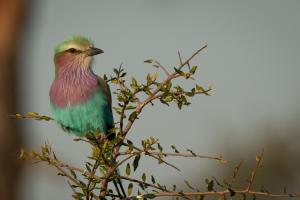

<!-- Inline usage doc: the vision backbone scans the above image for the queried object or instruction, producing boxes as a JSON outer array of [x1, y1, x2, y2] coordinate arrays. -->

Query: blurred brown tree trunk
[[0, 0, 27, 199]]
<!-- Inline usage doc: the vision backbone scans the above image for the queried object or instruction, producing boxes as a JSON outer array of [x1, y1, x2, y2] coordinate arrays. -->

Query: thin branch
[[178, 50, 183, 66], [119, 150, 225, 162], [51, 159, 99, 199], [146, 189, 300, 198], [86, 159, 100, 200], [119, 100, 129, 136], [122, 144, 180, 171], [9, 112, 53, 121], [146, 152, 180, 171], [25, 149, 105, 182], [178, 44, 208, 70], [111, 153, 136, 173], [246, 149, 264, 191], [119, 176, 169, 192], [229, 161, 243, 185], [155, 60, 170, 76]]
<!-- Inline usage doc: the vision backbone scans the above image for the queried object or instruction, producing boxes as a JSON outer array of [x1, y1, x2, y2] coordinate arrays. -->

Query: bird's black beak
[[85, 47, 104, 56]]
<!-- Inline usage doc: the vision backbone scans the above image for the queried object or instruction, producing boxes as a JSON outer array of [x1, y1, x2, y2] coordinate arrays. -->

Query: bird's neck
[[50, 64, 99, 107], [54, 51, 93, 76]]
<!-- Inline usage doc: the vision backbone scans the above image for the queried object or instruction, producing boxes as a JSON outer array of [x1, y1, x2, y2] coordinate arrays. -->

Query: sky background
[[17, 1, 300, 199]]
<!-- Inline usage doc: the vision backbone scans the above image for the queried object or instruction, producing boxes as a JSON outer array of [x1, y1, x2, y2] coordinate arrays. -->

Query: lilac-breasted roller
[[49, 36, 115, 139], [49, 36, 126, 197]]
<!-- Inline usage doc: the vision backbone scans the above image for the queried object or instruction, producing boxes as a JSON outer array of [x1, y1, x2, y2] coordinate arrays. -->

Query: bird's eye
[[68, 48, 77, 53]]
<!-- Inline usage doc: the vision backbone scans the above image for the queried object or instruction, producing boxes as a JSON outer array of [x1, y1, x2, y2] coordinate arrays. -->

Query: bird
[[49, 36, 125, 197], [49, 36, 114, 138]]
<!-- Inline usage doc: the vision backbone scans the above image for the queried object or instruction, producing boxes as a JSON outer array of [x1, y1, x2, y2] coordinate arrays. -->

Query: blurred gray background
[[14, 0, 300, 199]]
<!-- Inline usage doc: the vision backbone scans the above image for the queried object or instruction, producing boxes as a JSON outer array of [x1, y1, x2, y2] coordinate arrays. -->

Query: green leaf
[[159, 99, 169, 106], [130, 77, 138, 89], [153, 72, 158, 81], [57, 172, 66, 177], [190, 66, 197, 74], [228, 188, 235, 196], [196, 84, 204, 91], [85, 164, 91, 172], [125, 105, 136, 110], [72, 192, 85, 199], [133, 154, 141, 171], [70, 170, 77, 179], [173, 184, 176, 191], [142, 173, 146, 182], [127, 139, 133, 145], [171, 145, 179, 153], [144, 59, 155, 64], [120, 72, 127, 77], [178, 191, 185, 197], [113, 68, 119, 75], [141, 140, 146, 149], [146, 73, 152, 85], [102, 140, 108, 150], [164, 95, 173, 102], [103, 74, 108, 81], [157, 143, 163, 152], [212, 177, 225, 188], [256, 155, 261, 162], [166, 82, 172, 91], [125, 163, 131, 176], [205, 178, 214, 191], [128, 111, 138, 122], [143, 193, 156, 199], [18, 148, 25, 159], [187, 149, 196, 156], [184, 180, 195, 190], [151, 175, 156, 184], [196, 84, 210, 95], [174, 67, 185, 76], [79, 181, 86, 189], [185, 92, 194, 97], [128, 183, 133, 196]]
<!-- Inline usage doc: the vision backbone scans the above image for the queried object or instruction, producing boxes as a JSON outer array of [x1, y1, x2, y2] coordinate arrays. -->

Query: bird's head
[[54, 36, 103, 73]]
